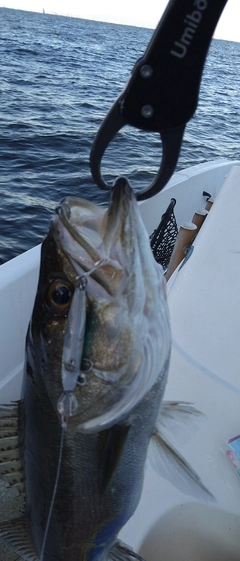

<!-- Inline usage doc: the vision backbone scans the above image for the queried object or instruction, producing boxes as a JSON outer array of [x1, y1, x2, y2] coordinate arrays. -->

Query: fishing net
[[150, 198, 178, 270]]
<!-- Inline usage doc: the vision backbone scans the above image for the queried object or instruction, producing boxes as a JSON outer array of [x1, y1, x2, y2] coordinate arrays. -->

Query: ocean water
[[1, 7, 240, 263]]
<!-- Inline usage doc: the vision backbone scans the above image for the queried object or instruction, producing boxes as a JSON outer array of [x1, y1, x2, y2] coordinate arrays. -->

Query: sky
[[0, 0, 240, 42]]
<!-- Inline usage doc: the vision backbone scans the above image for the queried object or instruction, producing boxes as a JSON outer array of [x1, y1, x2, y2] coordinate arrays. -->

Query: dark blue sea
[[1, 7, 240, 263]]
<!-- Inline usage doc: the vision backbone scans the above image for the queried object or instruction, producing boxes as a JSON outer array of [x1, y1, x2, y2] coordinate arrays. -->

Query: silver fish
[[0, 179, 211, 561], [0, 179, 171, 561]]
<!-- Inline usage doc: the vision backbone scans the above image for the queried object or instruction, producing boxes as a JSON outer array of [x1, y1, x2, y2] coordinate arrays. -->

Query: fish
[[0, 178, 212, 561]]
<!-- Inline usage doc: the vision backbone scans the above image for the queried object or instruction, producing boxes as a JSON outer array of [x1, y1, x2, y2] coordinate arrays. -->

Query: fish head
[[26, 178, 171, 432]]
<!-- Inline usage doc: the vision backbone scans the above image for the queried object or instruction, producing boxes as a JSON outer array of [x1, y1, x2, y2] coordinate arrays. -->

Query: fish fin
[[98, 424, 130, 494], [108, 540, 146, 561], [149, 428, 214, 502], [0, 517, 38, 561], [0, 404, 24, 524], [149, 400, 214, 501], [157, 401, 205, 446]]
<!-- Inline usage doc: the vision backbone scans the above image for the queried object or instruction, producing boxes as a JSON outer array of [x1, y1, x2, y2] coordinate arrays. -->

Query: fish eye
[[46, 279, 73, 313]]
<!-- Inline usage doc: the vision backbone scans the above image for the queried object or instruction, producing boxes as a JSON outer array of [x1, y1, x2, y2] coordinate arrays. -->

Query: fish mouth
[[52, 177, 135, 297], [51, 178, 171, 433]]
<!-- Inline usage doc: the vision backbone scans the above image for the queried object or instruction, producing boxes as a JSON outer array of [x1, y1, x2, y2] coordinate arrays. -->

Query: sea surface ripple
[[1, 8, 240, 262]]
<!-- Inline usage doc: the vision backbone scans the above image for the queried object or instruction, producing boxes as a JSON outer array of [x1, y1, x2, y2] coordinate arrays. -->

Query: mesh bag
[[150, 198, 178, 269]]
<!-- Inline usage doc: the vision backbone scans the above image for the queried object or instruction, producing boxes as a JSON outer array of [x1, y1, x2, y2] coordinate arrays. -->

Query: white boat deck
[[120, 165, 240, 559], [0, 244, 40, 402]]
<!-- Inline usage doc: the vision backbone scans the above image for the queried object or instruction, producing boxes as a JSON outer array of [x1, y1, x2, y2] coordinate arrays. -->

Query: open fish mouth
[[51, 178, 171, 433], [52, 179, 137, 296]]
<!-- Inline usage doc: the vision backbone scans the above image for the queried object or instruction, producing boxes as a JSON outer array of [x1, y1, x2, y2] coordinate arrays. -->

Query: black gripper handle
[[120, 0, 228, 132]]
